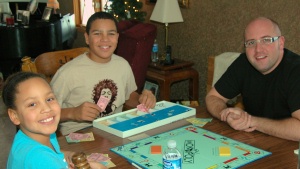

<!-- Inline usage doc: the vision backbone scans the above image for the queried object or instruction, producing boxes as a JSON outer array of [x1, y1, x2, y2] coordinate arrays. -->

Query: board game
[[111, 125, 271, 169], [93, 101, 196, 138]]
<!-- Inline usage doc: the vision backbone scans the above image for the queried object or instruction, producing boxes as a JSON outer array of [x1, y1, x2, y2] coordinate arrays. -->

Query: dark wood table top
[[148, 58, 194, 72], [58, 106, 298, 168]]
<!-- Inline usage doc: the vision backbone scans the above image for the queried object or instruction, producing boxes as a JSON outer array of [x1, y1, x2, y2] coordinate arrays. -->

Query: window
[[73, 0, 113, 27]]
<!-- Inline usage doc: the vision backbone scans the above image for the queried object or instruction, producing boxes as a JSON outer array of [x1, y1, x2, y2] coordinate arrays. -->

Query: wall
[[59, 0, 300, 105]]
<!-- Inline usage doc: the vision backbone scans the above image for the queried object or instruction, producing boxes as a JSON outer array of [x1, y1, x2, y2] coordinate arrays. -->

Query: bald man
[[206, 17, 300, 141]]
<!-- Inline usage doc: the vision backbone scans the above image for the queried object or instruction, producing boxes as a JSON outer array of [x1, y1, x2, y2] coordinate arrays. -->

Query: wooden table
[[146, 58, 199, 101], [58, 107, 298, 168]]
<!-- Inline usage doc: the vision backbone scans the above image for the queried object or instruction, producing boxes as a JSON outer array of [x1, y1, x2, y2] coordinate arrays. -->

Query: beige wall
[[60, 0, 300, 105]]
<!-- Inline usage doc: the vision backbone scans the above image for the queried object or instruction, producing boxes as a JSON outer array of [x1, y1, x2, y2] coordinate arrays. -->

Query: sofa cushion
[[115, 21, 157, 93], [117, 20, 139, 33]]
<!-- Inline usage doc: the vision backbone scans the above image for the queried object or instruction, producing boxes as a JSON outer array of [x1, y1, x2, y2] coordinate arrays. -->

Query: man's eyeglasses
[[244, 36, 281, 48]]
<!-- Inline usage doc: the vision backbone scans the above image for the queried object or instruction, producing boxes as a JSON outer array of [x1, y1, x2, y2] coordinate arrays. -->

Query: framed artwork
[[21, 11, 30, 25], [178, 0, 189, 8], [17, 10, 25, 21], [42, 7, 52, 21], [144, 81, 159, 98], [2, 13, 11, 23], [27, 0, 38, 14]]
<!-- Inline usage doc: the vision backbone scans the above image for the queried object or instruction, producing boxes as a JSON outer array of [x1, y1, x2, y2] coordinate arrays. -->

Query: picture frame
[[2, 13, 11, 23], [178, 0, 189, 8], [16, 10, 25, 21], [42, 7, 52, 21], [144, 81, 159, 98], [27, 0, 38, 14], [21, 11, 30, 25]]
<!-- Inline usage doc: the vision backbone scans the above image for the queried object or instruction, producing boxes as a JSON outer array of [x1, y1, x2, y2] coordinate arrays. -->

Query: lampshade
[[150, 0, 183, 49], [47, 0, 59, 10], [150, 0, 183, 24]]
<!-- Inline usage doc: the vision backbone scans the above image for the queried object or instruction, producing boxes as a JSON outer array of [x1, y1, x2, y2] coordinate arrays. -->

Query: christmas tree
[[108, 0, 147, 22]]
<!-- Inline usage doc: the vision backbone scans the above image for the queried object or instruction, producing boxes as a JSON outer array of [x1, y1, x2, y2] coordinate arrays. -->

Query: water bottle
[[163, 140, 182, 169], [151, 39, 158, 63]]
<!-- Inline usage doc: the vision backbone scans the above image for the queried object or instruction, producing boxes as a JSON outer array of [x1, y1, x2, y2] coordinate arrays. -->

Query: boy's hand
[[73, 102, 102, 121], [139, 89, 156, 109]]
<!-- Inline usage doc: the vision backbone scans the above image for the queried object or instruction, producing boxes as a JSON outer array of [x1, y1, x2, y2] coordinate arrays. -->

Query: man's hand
[[71, 102, 102, 121], [138, 89, 156, 109], [220, 107, 256, 132]]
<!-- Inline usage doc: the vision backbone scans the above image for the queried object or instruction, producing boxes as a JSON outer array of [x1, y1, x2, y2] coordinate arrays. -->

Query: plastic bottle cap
[[167, 140, 176, 149]]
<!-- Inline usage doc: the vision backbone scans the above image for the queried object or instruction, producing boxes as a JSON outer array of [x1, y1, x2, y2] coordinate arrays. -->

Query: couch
[[115, 20, 157, 93]]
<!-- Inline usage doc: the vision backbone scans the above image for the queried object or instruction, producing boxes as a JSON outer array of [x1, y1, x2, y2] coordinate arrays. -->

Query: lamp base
[[164, 45, 173, 65], [162, 59, 174, 65]]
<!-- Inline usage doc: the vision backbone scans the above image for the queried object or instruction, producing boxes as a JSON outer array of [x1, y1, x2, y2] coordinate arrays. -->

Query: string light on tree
[[109, 0, 146, 22]]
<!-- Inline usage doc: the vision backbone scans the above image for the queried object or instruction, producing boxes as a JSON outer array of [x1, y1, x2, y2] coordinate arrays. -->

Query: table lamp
[[150, 0, 183, 48], [47, 0, 59, 14]]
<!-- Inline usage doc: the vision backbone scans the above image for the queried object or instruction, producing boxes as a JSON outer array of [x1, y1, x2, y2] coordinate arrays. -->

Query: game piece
[[72, 152, 91, 169], [219, 146, 231, 156], [97, 96, 110, 110], [151, 145, 162, 154]]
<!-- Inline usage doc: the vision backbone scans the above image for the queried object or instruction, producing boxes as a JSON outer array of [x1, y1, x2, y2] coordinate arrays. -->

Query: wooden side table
[[146, 58, 199, 101]]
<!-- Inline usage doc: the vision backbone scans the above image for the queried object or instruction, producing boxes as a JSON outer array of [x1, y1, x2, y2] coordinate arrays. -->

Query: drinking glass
[[6, 15, 14, 27]]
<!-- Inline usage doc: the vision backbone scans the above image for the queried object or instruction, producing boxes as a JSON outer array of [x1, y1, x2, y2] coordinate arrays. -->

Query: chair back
[[21, 47, 89, 82], [207, 55, 215, 93], [207, 52, 244, 108]]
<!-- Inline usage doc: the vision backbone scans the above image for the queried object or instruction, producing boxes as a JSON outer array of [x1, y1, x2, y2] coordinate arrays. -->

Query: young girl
[[3, 72, 106, 169]]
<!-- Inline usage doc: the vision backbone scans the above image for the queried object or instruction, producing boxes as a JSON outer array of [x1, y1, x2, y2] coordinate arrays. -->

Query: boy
[[51, 12, 156, 135]]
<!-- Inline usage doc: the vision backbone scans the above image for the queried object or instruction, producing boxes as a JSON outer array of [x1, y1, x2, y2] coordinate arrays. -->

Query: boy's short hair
[[85, 12, 118, 35]]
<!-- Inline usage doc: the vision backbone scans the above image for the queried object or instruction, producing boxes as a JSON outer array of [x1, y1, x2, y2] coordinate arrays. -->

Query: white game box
[[93, 101, 196, 138]]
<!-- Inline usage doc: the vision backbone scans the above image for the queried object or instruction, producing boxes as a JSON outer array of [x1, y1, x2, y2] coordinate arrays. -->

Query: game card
[[65, 132, 95, 143], [97, 96, 110, 111], [137, 103, 149, 112], [87, 153, 110, 162], [87, 153, 116, 168]]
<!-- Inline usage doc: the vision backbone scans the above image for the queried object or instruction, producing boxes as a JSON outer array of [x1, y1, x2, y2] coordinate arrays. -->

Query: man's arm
[[206, 87, 253, 131], [251, 110, 300, 141], [205, 87, 229, 119]]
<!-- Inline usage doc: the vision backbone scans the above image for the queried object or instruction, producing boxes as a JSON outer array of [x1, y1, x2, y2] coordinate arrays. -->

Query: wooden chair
[[207, 55, 215, 93], [21, 47, 89, 82], [207, 53, 244, 108]]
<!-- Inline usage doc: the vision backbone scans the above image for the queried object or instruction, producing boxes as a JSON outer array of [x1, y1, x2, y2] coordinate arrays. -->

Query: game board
[[111, 125, 271, 169], [93, 101, 196, 138]]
